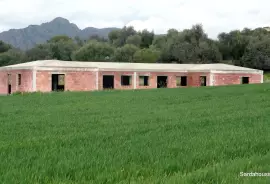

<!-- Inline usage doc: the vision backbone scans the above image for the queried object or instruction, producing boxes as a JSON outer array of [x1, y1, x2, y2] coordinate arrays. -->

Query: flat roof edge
[[210, 70, 263, 74], [0, 65, 263, 74], [24, 67, 265, 73], [0, 66, 34, 71], [36, 68, 210, 72]]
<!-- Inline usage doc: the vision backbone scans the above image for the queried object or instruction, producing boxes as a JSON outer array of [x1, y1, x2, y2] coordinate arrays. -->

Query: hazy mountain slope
[[0, 17, 119, 50]]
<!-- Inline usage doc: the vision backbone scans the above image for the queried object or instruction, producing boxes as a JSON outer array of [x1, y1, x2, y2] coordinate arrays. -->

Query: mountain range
[[0, 17, 119, 50]]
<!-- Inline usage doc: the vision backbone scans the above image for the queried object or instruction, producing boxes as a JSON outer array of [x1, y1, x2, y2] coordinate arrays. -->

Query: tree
[[190, 24, 207, 46], [167, 29, 178, 38], [217, 30, 250, 61], [126, 35, 142, 47], [74, 36, 85, 47], [26, 44, 53, 61], [3, 23, 270, 68], [50, 41, 77, 61], [170, 41, 195, 63], [0, 41, 11, 53], [108, 26, 137, 47], [0, 49, 27, 66], [139, 29, 154, 48], [152, 35, 167, 50], [197, 40, 222, 63], [133, 47, 161, 63], [47, 35, 73, 43], [25, 35, 78, 61], [108, 30, 121, 44], [46, 35, 78, 61], [113, 44, 139, 62], [217, 32, 233, 60], [88, 34, 108, 42], [241, 38, 270, 70], [73, 40, 115, 61], [156, 24, 221, 63]]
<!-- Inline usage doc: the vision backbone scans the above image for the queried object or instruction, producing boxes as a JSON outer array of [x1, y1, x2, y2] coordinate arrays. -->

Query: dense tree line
[[1, 24, 270, 70]]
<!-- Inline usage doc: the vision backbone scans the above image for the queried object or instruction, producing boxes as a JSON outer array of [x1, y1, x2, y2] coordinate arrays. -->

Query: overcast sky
[[0, 0, 269, 38]]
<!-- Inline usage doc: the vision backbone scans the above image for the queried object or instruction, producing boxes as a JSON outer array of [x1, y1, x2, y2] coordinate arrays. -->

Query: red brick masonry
[[213, 73, 261, 85], [0, 69, 263, 95], [0, 70, 33, 94]]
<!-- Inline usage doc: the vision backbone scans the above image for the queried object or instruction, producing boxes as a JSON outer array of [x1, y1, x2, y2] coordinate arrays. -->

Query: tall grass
[[0, 84, 270, 184], [264, 73, 270, 83]]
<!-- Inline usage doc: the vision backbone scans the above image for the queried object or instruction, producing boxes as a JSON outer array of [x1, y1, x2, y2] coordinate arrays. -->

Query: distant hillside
[[0, 17, 119, 50]]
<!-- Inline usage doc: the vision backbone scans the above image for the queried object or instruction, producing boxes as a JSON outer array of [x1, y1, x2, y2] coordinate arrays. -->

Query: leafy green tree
[[108, 26, 137, 47], [50, 41, 76, 60], [241, 38, 270, 70], [167, 29, 179, 38], [156, 25, 221, 63], [197, 40, 222, 63], [126, 35, 142, 47], [88, 34, 108, 42], [170, 41, 195, 63], [47, 35, 73, 43], [217, 32, 233, 60], [108, 30, 121, 44], [190, 24, 207, 46], [139, 29, 154, 48], [217, 30, 250, 61], [133, 47, 161, 63], [74, 36, 85, 47], [0, 41, 11, 53], [73, 40, 115, 61], [0, 49, 27, 66], [113, 44, 139, 62], [45, 35, 78, 60], [3, 23, 270, 70], [26, 44, 53, 61]]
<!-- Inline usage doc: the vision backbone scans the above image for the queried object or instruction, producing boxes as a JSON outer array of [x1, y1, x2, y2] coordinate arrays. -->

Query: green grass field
[[1, 84, 270, 184]]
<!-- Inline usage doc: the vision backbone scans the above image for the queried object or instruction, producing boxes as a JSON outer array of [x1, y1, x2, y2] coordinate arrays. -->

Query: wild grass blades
[[0, 84, 269, 184]]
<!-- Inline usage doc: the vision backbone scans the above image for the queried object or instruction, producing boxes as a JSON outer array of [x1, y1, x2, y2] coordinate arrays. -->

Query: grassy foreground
[[1, 84, 270, 184]]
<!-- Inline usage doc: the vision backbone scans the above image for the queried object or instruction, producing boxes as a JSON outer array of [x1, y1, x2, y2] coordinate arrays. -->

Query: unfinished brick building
[[0, 60, 264, 95]]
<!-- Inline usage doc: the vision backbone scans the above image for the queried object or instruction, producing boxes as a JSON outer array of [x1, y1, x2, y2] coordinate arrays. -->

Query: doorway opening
[[242, 77, 249, 84], [176, 76, 187, 87], [7, 74, 11, 94], [139, 76, 149, 86], [103, 75, 114, 89], [200, 76, 207, 86], [51, 74, 65, 92], [8, 85, 11, 94], [157, 76, 168, 88]]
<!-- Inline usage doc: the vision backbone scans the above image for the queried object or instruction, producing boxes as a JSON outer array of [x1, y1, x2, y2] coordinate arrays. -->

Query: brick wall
[[136, 72, 190, 89], [66, 71, 96, 91], [188, 72, 211, 87], [0, 69, 263, 94], [98, 71, 134, 90], [213, 73, 262, 86], [0, 71, 7, 94], [36, 71, 51, 92], [98, 71, 262, 90], [98, 71, 193, 90], [0, 70, 33, 95], [36, 71, 96, 92]]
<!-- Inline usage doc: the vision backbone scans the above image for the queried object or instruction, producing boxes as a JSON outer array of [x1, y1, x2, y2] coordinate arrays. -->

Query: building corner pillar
[[133, 72, 137, 89], [209, 71, 214, 86], [261, 71, 264, 83]]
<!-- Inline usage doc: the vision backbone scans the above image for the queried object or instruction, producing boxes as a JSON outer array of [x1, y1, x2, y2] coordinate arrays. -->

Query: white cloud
[[0, 0, 270, 38]]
